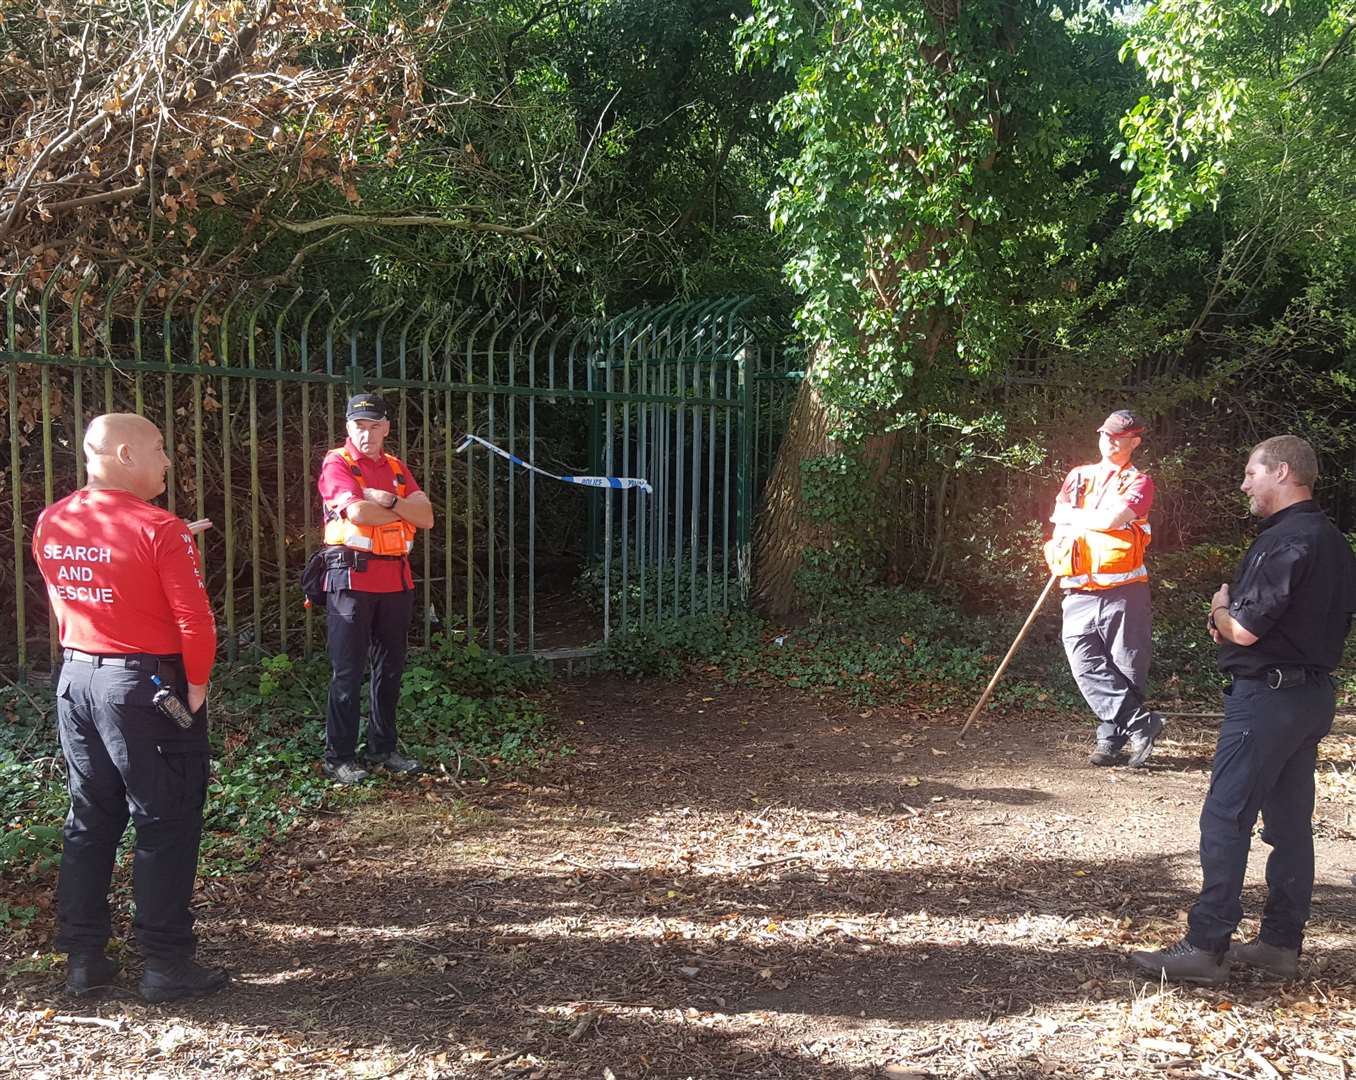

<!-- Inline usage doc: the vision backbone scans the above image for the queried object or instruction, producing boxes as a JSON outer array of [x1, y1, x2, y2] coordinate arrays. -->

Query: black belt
[[1230, 666, 1321, 690], [62, 649, 182, 673]]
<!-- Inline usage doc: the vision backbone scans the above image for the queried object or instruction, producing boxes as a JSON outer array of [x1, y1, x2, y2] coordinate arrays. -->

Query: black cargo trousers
[[1187, 670, 1335, 954], [54, 655, 209, 963], [323, 586, 415, 766]]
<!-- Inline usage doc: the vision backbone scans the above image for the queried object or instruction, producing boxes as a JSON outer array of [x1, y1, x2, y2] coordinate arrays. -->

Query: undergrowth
[[0, 633, 557, 891], [601, 542, 1356, 710], [601, 588, 1080, 710]]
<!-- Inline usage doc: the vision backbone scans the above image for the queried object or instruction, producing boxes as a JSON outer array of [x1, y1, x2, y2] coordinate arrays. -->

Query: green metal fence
[[1, 266, 781, 680]]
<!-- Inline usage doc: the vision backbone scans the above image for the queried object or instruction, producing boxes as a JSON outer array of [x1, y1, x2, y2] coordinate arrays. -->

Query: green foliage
[[310, 0, 790, 314], [1, 643, 559, 881], [793, 453, 887, 607], [399, 634, 554, 767], [0, 901, 38, 931], [602, 613, 764, 678], [1115, 0, 1356, 232], [603, 583, 1078, 710], [0, 686, 65, 879], [736, 0, 1131, 438], [573, 558, 740, 626]]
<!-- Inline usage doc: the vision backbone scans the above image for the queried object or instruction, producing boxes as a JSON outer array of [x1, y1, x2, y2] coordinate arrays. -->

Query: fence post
[[38, 261, 69, 671], [6, 259, 34, 681], [736, 336, 753, 603], [245, 289, 275, 658], [298, 292, 331, 660], [69, 266, 97, 491]]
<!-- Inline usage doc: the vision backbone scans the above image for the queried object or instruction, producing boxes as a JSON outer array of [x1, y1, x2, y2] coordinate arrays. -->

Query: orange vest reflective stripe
[[322, 448, 417, 556], [1043, 464, 1151, 590]]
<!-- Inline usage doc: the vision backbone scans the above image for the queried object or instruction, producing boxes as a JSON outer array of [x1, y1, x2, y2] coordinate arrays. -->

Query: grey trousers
[[1060, 581, 1154, 743]]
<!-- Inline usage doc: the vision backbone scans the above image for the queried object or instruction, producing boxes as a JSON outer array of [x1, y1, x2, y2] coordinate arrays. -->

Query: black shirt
[[1217, 499, 1356, 676]]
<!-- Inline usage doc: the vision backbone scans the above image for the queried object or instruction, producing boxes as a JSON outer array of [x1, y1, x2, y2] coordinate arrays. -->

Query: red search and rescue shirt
[[32, 488, 218, 685], [316, 438, 421, 592], [1056, 461, 1155, 519]]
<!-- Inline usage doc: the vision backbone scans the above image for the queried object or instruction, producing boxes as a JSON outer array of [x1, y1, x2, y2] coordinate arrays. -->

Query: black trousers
[[324, 588, 415, 765], [1187, 673, 1335, 954], [54, 660, 209, 963]]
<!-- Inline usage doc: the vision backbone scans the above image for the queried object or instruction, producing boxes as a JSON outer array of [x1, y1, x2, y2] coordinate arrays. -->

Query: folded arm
[[1049, 500, 1137, 532], [347, 488, 434, 529]]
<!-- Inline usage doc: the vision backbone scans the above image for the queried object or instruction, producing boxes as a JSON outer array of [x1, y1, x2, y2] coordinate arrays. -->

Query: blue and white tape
[[455, 434, 652, 494]]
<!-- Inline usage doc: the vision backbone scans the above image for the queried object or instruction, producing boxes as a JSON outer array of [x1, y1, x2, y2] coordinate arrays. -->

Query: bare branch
[[1285, 21, 1356, 90], [42, 183, 147, 213], [270, 213, 549, 245]]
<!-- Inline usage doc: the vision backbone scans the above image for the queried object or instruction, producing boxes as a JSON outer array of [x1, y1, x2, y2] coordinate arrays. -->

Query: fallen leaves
[[7, 682, 1356, 1080]]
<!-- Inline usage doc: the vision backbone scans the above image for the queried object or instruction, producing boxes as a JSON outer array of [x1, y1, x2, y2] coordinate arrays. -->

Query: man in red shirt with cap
[[315, 392, 434, 784], [1046, 409, 1164, 767], [33, 412, 228, 1002]]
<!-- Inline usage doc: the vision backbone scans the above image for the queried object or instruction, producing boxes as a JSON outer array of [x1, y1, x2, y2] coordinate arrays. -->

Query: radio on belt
[[150, 675, 196, 730]]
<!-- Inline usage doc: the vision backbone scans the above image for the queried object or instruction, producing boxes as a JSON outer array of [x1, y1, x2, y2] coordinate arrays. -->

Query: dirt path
[[5, 675, 1356, 1079]]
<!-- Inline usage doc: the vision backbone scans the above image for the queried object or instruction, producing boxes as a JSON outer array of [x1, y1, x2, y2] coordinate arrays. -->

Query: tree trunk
[[753, 350, 903, 616], [753, 355, 836, 616]]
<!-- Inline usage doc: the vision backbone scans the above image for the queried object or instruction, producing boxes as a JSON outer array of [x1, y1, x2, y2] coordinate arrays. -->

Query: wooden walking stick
[[957, 573, 1058, 742]]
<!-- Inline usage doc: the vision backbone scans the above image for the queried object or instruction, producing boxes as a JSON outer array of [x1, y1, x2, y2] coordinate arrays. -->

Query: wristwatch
[[381, 490, 398, 509]]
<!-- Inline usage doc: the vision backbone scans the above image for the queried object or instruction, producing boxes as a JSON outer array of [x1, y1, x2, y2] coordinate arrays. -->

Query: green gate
[[1, 263, 781, 680]]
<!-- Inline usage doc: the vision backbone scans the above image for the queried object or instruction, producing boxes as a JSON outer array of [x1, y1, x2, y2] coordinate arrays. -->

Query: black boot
[[66, 952, 120, 995], [140, 958, 231, 1003]]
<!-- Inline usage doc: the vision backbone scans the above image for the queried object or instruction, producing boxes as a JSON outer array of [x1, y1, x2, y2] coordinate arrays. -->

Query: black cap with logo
[[346, 393, 389, 421]]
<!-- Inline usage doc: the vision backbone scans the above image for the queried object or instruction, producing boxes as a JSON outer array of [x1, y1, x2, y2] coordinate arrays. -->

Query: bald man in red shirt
[[33, 413, 228, 1003]]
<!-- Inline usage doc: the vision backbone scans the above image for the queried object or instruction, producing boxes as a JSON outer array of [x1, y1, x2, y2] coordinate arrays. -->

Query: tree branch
[[270, 213, 548, 245], [42, 183, 147, 213], [1285, 21, 1356, 90]]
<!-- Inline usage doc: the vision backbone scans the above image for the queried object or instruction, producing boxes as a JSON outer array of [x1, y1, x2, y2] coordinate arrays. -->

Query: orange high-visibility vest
[[321, 447, 417, 556], [1043, 464, 1151, 590]]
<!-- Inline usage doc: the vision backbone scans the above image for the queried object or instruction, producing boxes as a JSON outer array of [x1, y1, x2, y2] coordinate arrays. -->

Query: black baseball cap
[[1097, 409, 1146, 437], [346, 393, 388, 421]]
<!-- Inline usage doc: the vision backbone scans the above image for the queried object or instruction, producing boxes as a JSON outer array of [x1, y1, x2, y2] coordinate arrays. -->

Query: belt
[[1230, 666, 1320, 690], [62, 649, 182, 673]]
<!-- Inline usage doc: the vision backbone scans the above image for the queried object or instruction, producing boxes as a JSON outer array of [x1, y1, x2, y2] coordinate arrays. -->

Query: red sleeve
[[32, 508, 46, 566], [1122, 473, 1154, 517], [151, 520, 217, 684], [318, 452, 363, 515], [1055, 468, 1081, 505]]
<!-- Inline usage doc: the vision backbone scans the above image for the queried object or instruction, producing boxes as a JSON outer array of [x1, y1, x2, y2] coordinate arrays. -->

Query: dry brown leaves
[[0, 0, 437, 313]]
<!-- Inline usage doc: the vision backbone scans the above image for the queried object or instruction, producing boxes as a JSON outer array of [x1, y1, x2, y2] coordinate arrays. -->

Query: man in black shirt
[[1133, 435, 1356, 984]]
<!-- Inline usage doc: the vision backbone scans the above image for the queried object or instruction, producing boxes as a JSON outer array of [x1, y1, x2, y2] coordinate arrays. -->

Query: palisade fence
[[1, 263, 794, 682]]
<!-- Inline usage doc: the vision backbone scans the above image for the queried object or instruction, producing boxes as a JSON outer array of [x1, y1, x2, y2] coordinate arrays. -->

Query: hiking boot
[[65, 952, 120, 995], [1088, 740, 1125, 766], [366, 749, 422, 775], [1229, 938, 1299, 979], [1132, 939, 1230, 985], [322, 760, 369, 785], [1126, 712, 1165, 769], [140, 958, 230, 1003]]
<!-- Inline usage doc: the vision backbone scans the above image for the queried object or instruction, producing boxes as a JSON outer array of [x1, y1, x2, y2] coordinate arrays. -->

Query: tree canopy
[[6, 0, 1356, 610]]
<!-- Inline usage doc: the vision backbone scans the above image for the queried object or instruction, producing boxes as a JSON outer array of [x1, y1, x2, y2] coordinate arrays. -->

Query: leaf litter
[[3, 674, 1355, 1078]]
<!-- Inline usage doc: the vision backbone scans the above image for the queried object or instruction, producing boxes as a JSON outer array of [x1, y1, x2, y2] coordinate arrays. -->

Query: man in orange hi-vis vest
[[315, 393, 435, 784], [1046, 410, 1164, 768]]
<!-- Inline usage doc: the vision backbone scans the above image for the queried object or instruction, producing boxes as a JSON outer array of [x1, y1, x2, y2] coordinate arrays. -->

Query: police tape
[[454, 434, 653, 494]]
